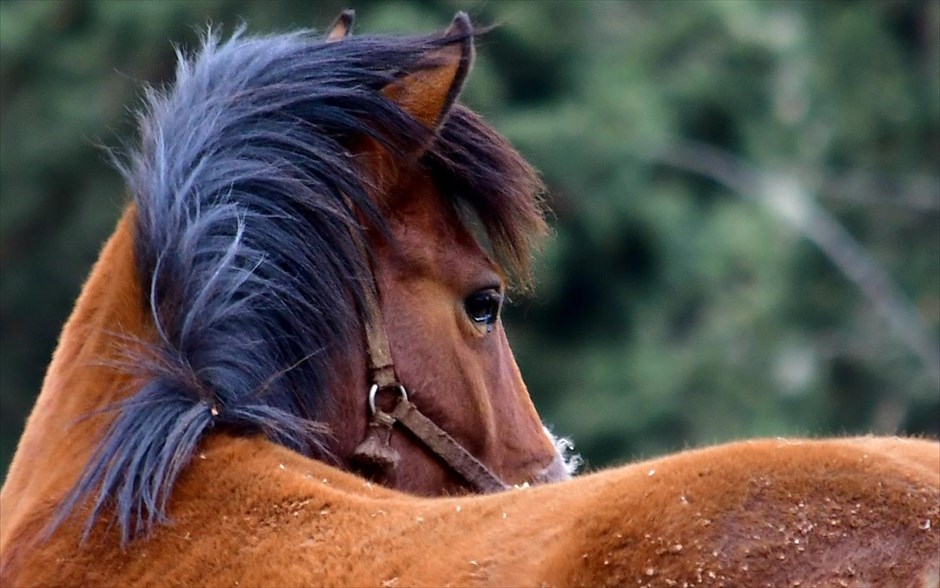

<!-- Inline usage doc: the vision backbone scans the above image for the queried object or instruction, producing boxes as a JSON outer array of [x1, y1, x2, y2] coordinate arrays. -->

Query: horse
[[1, 11, 937, 587]]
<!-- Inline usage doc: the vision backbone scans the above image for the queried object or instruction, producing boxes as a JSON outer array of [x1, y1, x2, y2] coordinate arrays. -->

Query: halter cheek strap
[[350, 247, 509, 494], [362, 284, 398, 390]]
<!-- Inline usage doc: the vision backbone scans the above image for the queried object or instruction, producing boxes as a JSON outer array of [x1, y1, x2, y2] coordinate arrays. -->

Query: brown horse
[[1, 12, 938, 587]]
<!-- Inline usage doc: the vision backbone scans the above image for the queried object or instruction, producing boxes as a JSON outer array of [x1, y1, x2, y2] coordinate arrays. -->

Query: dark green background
[[2, 0, 938, 480]]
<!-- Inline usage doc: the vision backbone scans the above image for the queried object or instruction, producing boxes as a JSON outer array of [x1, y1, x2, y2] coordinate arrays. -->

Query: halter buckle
[[367, 383, 408, 415]]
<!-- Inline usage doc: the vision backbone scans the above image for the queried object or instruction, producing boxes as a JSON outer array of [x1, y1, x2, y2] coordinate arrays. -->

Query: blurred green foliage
[[1, 0, 938, 479]]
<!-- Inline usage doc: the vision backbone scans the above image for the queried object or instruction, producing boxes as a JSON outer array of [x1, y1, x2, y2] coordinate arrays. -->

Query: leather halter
[[350, 249, 509, 494]]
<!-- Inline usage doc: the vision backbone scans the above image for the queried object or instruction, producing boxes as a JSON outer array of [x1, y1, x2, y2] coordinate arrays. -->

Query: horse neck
[[1, 207, 147, 535]]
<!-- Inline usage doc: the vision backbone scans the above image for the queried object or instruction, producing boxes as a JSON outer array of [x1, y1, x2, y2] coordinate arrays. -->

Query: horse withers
[[1, 11, 937, 587]]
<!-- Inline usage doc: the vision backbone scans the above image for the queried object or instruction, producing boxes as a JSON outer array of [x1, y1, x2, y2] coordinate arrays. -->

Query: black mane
[[57, 26, 544, 544]]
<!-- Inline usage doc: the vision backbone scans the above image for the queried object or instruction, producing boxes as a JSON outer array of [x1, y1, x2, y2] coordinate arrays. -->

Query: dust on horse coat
[[4, 432, 938, 586], [1, 12, 938, 588]]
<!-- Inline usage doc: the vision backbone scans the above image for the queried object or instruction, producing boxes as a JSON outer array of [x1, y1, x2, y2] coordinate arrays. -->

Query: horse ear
[[326, 9, 355, 41], [382, 12, 474, 132]]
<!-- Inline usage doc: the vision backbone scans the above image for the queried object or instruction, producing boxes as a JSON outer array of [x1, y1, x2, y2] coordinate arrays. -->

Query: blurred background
[[1, 0, 938, 480]]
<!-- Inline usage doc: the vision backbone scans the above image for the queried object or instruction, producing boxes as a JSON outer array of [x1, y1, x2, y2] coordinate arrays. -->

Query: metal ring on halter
[[367, 383, 408, 415]]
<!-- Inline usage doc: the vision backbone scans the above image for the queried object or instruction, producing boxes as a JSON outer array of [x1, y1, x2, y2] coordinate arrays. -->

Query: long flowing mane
[[58, 26, 545, 544]]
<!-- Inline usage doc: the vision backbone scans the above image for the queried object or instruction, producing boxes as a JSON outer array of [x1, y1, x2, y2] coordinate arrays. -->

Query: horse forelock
[[426, 105, 547, 289], [56, 25, 546, 544]]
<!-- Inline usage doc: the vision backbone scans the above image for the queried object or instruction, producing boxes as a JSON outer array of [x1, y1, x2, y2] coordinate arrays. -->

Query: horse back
[[540, 436, 940, 587], [3, 436, 937, 586]]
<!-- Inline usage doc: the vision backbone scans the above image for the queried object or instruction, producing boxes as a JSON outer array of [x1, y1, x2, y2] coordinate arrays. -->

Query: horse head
[[0, 12, 570, 547], [321, 12, 572, 494]]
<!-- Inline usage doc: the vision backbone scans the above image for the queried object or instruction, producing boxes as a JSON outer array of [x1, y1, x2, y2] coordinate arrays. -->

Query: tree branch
[[651, 139, 940, 388]]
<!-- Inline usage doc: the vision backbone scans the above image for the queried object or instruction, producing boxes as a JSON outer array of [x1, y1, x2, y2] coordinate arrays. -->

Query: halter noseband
[[350, 253, 509, 494]]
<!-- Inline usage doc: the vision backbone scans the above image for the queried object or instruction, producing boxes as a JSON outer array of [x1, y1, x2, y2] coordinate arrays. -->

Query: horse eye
[[464, 288, 502, 330]]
